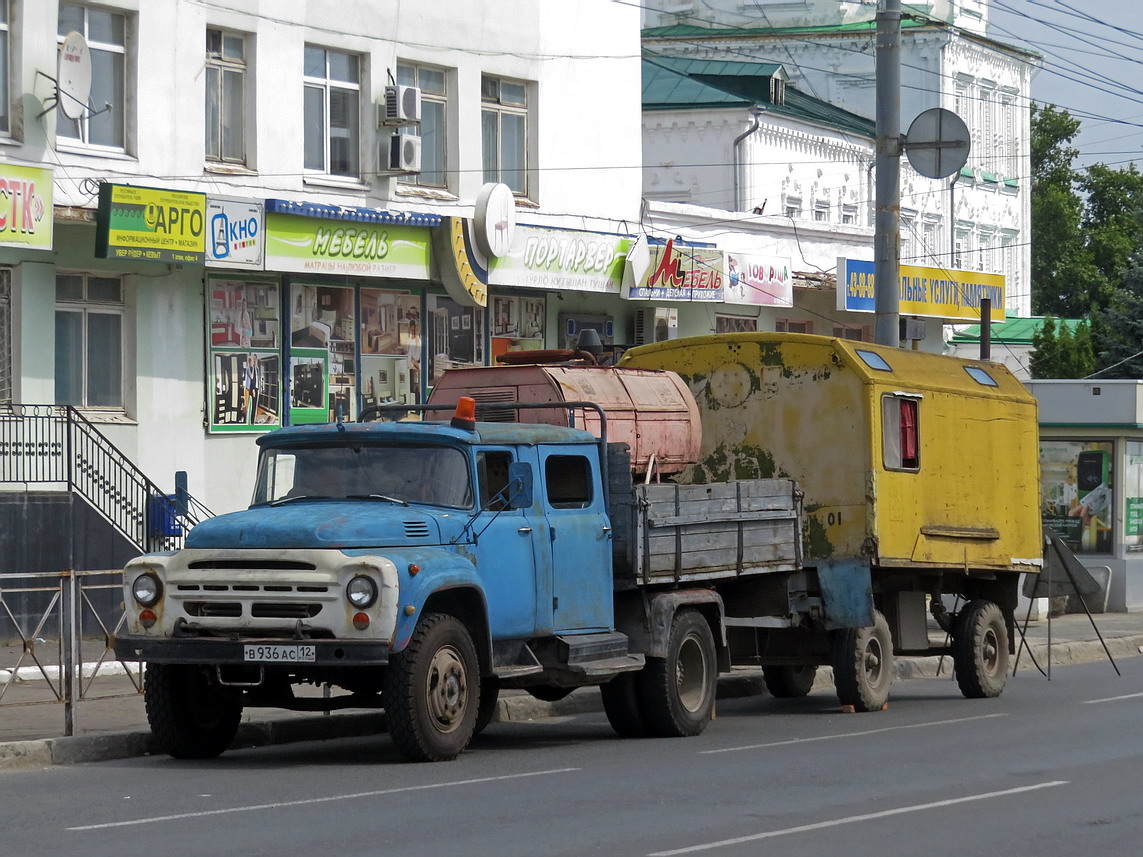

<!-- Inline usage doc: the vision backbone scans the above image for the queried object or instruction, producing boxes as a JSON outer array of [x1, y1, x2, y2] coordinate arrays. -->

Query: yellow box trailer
[[621, 333, 1041, 703]]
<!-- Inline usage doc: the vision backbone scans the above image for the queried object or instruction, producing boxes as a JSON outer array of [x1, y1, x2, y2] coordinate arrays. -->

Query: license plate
[[243, 644, 316, 663]]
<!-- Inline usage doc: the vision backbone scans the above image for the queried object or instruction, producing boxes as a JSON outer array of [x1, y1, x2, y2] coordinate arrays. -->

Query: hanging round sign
[[473, 182, 516, 260]]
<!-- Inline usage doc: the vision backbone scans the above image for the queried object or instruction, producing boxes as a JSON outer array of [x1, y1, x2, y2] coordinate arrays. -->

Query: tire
[[832, 610, 893, 712], [473, 676, 500, 736], [763, 665, 818, 698], [384, 613, 479, 762], [600, 672, 649, 738], [952, 599, 1009, 699], [144, 663, 241, 760], [638, 610, 718, 738], [526, 685, 575, 702]]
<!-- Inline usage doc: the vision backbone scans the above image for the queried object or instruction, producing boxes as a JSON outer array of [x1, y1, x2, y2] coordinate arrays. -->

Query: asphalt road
[[4, 659, 1142, 857]]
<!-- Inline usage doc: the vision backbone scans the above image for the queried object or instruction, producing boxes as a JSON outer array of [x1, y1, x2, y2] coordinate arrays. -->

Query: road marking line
[[701, 713, 1007, 754], [1083, 691, 1143, 704], [66, 767, 581, 831], [647, 780, 1069, 856]]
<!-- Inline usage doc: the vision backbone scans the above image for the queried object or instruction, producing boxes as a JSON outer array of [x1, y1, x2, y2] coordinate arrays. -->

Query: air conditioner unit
[[633, 307, 678, 346], [386, 131, 422, 173], [380, 84, 421, 126]]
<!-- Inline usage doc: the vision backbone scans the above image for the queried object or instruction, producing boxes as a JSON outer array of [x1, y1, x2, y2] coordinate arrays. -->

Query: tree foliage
[[1029, 315, 1094, 379]]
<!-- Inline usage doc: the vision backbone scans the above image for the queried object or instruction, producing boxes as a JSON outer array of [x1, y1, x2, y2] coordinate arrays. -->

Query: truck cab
[[115, 413, 639, 762]]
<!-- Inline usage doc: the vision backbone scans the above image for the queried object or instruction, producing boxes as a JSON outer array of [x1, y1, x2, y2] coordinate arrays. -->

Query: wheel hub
[[426, 645, 468, 733], [675, 633, 708, 713]]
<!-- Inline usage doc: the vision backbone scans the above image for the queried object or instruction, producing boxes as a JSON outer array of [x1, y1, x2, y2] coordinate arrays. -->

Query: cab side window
[[477, 451, 513, 511], [545, 455, 593, 509]]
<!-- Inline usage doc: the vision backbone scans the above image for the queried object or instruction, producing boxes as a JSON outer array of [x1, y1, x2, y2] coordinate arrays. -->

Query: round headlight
[[346, 575, 378, 608], [132, 573, 163, 607]]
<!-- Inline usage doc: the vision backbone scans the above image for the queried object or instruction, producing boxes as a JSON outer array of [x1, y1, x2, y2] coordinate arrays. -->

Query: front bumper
[[113, 635, 389, 666]]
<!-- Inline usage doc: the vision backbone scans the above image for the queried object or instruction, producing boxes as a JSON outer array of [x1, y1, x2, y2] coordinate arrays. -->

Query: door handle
[[517, 527, 533, 534], [601, 525, 612, 534]]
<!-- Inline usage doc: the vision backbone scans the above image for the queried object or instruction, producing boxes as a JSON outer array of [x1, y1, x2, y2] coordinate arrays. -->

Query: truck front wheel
[[144, 663, 241, 759], [638, 609, 717, 737], [601, 673, 648, 738], [832, 610, 893, 712], [952, 599, 1009, 699], [763, 665, 818, 698], [384, 613, 479, 762]]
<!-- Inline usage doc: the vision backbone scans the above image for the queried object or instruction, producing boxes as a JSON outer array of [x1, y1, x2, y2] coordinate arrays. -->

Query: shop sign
[[837, 258, 1005, 322], [487, 226, 630, 294], [0, 164, 52, 250], [95, 183, 206, 263], [205, 196, 264, 269], [265, 213, 432, 279], [725, 253, 792, 306], [623, 239, 724, 302]]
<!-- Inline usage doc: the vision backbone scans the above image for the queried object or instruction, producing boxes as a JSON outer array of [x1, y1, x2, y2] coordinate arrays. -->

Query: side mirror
[[507, 462, 534, 509]]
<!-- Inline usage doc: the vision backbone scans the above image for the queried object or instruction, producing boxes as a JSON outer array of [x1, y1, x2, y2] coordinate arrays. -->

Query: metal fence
[[0, 403, 212, 553], [0, 569, 140, 737]]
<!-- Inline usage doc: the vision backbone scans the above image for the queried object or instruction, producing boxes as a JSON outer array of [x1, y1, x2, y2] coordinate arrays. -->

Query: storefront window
[[360, 288, 422, 408], [491, 294, 544, 361], [207, 279, 281, 432], [1125, 442, 1143, 552], [1041, 440, 1115, 554], [289, 283, 356, 423], [428, 295, 484, 390]]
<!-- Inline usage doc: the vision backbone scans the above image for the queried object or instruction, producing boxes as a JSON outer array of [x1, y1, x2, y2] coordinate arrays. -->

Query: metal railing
[[0, 403, 212, 553], [0, 569, 141, 737]]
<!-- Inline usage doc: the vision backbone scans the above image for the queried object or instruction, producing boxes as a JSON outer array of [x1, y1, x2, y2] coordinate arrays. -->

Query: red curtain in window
[[900, 399, 918, 463]]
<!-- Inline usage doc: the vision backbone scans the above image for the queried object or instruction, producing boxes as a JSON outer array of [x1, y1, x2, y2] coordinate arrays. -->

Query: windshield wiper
[[345, 493, 410, 506], [268, 494, 332, 506]]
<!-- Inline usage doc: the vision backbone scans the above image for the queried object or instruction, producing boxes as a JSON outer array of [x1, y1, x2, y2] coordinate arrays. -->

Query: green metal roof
[[949, 316, 1086, 345], [643, 20, 929, 39], [642, 56, 874, 138]]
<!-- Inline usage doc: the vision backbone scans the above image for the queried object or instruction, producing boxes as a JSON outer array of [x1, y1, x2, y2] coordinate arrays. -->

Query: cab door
[[535, 446, 613, 633], [469, 448, 540, 638]]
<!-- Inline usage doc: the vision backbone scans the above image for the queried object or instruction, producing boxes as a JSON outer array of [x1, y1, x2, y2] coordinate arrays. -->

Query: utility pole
[[874, 0, 901, 347]]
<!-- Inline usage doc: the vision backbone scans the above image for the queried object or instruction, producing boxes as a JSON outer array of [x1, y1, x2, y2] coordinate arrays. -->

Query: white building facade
[[642, 0, 1038, 318]]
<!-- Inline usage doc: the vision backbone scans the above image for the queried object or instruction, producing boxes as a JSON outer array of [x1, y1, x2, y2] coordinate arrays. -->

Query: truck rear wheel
[[763, 665, 817, 698], [384, 612, 479, 762], [832, 610, 893, 712], [953, 599, 1009, 699], [638, 609, 717, 737], [601, 673, 648, 738], [144, 663, 241, 759]]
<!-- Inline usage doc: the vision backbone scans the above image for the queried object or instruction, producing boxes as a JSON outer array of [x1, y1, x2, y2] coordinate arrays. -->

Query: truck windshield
[[252, 444, 473, 509]]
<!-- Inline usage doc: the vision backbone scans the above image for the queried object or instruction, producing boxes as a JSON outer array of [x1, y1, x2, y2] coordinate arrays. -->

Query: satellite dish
[[57, 31, 92, 120], [904, 108, 970, 180]]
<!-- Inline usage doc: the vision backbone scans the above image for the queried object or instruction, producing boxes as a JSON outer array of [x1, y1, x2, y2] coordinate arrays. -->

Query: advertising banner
[[1040, 441, 1114, 554], [205, 196, 264, 269], [0, 164, 52, 250], [206, 277, 281, 433], [837, 258, 1006, 322], [725, 253, 793, 306], [487, 226, 630, 294], [623, 239, 725, 301], [96, 183, 207, 263], [265, 212, 432, 279]]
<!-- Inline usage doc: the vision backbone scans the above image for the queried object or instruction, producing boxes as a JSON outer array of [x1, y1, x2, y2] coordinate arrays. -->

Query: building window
[[55, 273, 124, 409], [716, 314, 758, 334], [57, 3, 127, 149], [304, 46, 360, 177], [0, 268, 10, 401], [841, 206, 857, 225], [206, 28, 247, 165], [0, 2, 10, 137], [397, 63, 447, 188], [883, 395, 920, 471], [481, 75, 528, 195], [776, 319, 812, 334], [832, 324, 868, 342], [783, 196, 801, 219]]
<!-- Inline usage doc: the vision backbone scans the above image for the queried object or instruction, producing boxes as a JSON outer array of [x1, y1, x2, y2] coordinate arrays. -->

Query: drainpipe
[[734, 107, 763, 212]]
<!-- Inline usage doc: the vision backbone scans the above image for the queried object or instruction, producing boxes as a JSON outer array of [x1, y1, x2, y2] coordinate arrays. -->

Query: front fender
[[350, 546, 486, 653]]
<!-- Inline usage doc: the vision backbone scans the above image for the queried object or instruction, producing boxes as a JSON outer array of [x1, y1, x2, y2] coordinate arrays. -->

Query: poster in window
[[1040, 440, 1115, 554], [493, 295, 518, 337], [520, 297, 545, 339], [288, 350, 329, 425], [206, 277, 281, 433], [290, 283, 357, 421], [210, 280, 279, 349], [428, 295, 481, 385]]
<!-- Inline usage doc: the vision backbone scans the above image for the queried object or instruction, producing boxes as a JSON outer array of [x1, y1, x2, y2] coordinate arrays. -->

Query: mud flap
[[817, 560, 875, 630]]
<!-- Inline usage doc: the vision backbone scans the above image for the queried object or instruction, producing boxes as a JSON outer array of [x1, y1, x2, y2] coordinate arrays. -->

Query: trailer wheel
[[473, 676, 500, 736], [638, 609, 717, 737], [600, 673, 648, 738], [952, 599, 1009, 699], [384, 613, 479, 762], [144, 663, 241, 759], [832, 610, 893, 712], [763, 665, 818, 698]]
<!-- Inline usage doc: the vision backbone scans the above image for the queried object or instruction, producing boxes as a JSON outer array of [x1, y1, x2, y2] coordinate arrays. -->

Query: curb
[[2, 637, 1140, 772]]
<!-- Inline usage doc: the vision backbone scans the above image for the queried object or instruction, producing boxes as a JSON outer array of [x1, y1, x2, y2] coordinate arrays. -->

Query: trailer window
[[545, 455, 593, 509], [882, 395, 920, 471]]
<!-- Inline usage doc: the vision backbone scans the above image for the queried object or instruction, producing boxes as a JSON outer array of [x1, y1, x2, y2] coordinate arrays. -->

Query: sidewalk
[[2, 612, 1141, 771]]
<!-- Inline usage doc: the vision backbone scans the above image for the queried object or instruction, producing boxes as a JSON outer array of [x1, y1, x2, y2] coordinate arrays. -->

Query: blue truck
[[114, 396, 806, 762]]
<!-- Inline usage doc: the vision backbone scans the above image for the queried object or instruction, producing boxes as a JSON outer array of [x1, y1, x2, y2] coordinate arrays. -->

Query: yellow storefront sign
[[838, 258, 1006, 322], [96, 183, 207, 264], [0, 164, 52, 250]]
